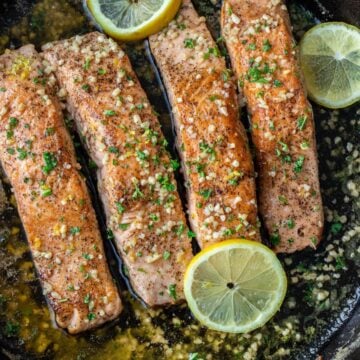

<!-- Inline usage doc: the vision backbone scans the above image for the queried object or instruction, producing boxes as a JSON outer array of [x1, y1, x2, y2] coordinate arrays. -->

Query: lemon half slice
[[184, 239, 287, 333], [300, 22, 360, 109], [87, 0, 181, 41]]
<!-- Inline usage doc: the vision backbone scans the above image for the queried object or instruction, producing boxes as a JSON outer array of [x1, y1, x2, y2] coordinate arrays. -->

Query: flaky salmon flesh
[[0, 45, 122, 334], [43, 32, 193, 306], [221, 0, 324, 252], [150, 0, 260, 249]]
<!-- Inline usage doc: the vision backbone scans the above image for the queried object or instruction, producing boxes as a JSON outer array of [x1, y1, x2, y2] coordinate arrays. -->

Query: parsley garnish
[[42, 152, 57, 174], [199, 189, 212, 200], [184, 38, 196, 48], [168, 284, 177, 300]]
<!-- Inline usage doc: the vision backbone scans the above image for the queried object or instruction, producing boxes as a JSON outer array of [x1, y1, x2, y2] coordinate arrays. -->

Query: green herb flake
[[297, 115, 308, 131], [286, 218, 295, 229], [40, 185, 52, 197], [168, 284, 177, 301], [70, 226, 81, 235], [263, 39, 272, 52], [199, 189, 212, 200], [184, 38, 196, 49], [273, 79, 283, 87], [42, 152, 57, 174], [119, 223, 130, 230], [293, 156, 305, 173], [104, 109, 116, 117], [81, 84, 90, 92], [116, 202, 125, 214], [83, 58, 91, 70], [163, 251, 171, 260], [330, 222, 342, 234], [270, 231, 280, 246], [278, 195, 288, 205]]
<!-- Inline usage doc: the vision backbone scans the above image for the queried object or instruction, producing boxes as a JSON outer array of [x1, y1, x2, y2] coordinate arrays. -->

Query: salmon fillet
[[149, 0, 260, 249], [42, 32, 193, 306], [221, 0, 324, 252], [0, 45, 122, 334]]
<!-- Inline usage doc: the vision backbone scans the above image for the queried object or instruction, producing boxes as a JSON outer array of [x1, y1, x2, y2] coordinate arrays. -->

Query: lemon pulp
[[184, 239, 287, 333], [300, 22, 360, 109]]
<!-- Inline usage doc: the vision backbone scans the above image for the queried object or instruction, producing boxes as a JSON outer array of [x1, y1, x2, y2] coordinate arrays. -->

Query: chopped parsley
[[293, 156, 305, 173], [270, 231, 280, 246], [42, 152, 57, 174], [286, 218, 295, 229], [45, 127, 55, 136], [119, 223, 130, 230], [17, 147, 28, 160], [70, 226, 80, 235], [163, 251, 171, 260], [104, 109, 116, 116], [263, 39, 272, 52], [297, 115, 307, 131], [81, 84, 90, 92], [203, 46, 221, 59], [184, 38, 196, 48], [330, 222, 342, 234], [83, 58, 91, 70], [199, 189, 212, 200], [40, 185, 52, 197], [170, 159, 180, 171], [116, 202, 125, 214], [273, 79, 283, 87], [108, 146, 120, 155], [168, 284, 177, 301], [87, 313, 96, 321], [278, 195, 288, 205]]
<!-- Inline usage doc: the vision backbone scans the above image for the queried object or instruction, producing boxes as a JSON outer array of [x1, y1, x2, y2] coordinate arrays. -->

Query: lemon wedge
[[300, 22, 360, 109], [184, 239, 287, 333], [86, 0, 181, 41]]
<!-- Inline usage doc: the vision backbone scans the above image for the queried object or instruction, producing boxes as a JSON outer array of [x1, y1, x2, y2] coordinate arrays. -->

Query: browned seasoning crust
[[0, 45, 122, 334], [221, 0, 324, 252], [42, 32, 193, 306], [149, 0, 260, 248]]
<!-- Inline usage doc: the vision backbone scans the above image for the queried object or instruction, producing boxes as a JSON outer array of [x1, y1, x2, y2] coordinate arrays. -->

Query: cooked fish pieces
[[42, 32, 193, 306], [149, 0, 260, 249], [221, 0, 324, 252], [0, 45, 122, 334]]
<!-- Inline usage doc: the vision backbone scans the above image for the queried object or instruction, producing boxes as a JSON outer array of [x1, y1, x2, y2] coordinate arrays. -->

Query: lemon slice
[[184, 239, 287, 333], [299, 22, 360, 109], [86, 0, 181, 41]]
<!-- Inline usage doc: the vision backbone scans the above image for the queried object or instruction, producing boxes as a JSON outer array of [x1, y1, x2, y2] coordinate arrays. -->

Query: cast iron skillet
[[0, 0, 359, 359]]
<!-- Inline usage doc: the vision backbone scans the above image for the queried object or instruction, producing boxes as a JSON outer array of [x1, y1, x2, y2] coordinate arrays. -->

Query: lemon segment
[[299, 22, 360, 109], [87, 0, 181, 41], [184, 239, 287, 333]]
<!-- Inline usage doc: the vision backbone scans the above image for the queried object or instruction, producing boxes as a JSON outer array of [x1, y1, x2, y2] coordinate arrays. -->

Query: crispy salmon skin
[[0, 45, 122, 334], [150, 0, 260, 248], [221, 0, 324, 252], [42, 32, 193, 306]]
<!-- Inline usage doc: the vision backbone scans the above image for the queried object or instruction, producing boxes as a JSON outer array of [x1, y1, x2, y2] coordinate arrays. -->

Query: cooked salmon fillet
[[149, 0, 260, 248], [42, 32, 193, 306], [221, 0, 324, 252], [0, 45, 122, 333]]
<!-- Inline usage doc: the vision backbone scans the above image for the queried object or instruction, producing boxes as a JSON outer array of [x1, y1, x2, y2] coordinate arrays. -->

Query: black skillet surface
[[0, 0, 359, 359]]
